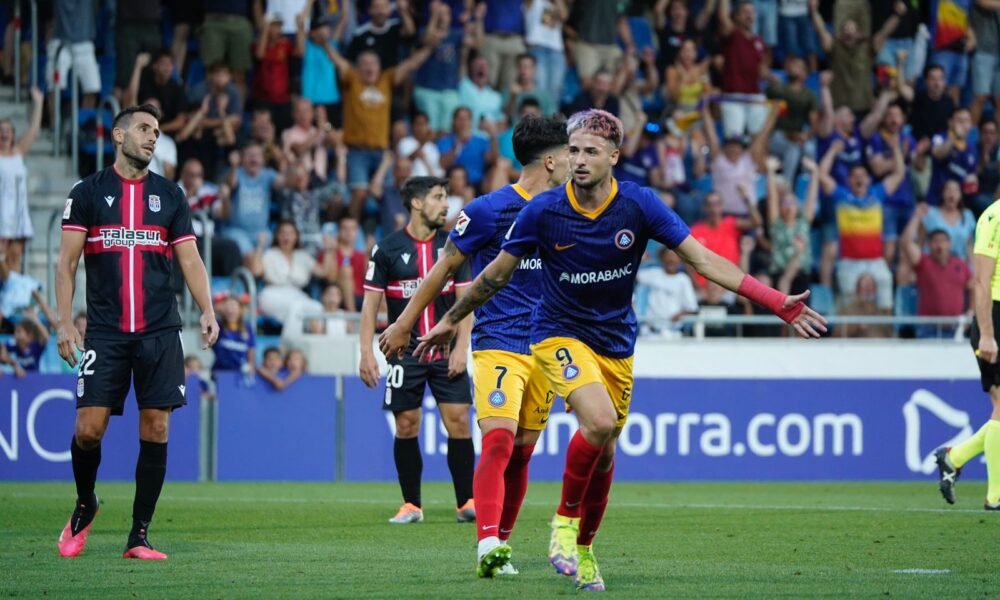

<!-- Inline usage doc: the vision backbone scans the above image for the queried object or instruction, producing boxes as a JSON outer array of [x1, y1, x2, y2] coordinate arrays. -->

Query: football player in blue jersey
[[379, 114, 569, 577], [415, 109, 827, 591]]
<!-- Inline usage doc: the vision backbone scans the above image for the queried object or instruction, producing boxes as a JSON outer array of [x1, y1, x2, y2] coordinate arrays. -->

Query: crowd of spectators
[[1, 0, 999, 349]]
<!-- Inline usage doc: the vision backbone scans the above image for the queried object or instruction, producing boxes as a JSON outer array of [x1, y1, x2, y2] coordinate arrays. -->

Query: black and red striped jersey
[[62, 165, 197, 339], [363, 227, 472, 353]]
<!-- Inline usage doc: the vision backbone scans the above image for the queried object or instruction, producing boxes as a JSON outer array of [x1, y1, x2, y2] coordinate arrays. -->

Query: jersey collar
[[566, 178, 618, 220], [511, 183, 532, 201], [113, 164, 148, 183]]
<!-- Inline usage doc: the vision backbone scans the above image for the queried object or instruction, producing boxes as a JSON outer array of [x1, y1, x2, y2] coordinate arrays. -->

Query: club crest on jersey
[[488, 390, 506, 407], [148, 195, 161, 212], [615, 229, 635, 250], [563, 364, 580, 380]]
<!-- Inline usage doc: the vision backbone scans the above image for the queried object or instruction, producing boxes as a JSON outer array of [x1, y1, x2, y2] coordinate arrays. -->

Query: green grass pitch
[[1, 481, 997, 598]]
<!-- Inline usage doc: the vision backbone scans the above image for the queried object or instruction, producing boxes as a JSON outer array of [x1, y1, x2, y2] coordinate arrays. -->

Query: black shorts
[[76, 330, 187, 416], [970, 302, 1000, 392], [382, 357, 472, 413]]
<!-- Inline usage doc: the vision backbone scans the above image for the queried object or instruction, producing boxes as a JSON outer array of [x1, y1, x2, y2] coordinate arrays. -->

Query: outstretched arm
[[859, 90, 894, 139], [817, 139, 842, 196], [16, 87, 44, 155], [379, 238, 470, 359], [674, 236, 828, 337], [717, 0, 734, 36], [809, 0, 834, 52], [881, 135, 907, 196], [413, 250, 520, 358], [323, 40, 354, 77], [900, 203, 926, 267]]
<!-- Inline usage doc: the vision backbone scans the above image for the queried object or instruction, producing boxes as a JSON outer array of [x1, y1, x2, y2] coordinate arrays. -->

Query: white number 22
[[79, 350, 97, 376]]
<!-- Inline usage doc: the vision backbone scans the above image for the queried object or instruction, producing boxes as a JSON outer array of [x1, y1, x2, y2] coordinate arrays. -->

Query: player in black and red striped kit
[[54, 104, 219, 560], [359, 176, 476, 524]]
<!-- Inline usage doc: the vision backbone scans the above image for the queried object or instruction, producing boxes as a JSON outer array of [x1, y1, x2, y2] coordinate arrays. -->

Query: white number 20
[[386, 365, 404, 389], [79, 350, 97, 376]]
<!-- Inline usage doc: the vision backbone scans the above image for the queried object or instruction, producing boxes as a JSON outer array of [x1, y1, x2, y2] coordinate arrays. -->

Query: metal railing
[[12, 0, 20, 103], [232, 267, 258, 335], [51, 45, 119, 176], [30, 0, 37, 90], [10, 0, 36, 103], [45, 207, 62, 309], [665, 314, 971, 340], [50, 41, 64, 157]]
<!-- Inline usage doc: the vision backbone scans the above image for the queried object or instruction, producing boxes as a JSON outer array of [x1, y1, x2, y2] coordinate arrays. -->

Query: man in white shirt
[[637, 246, 699, 338], [397, 111, 444, 177]]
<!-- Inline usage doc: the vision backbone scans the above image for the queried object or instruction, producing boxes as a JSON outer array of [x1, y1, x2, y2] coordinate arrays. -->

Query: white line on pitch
[[891, 569, 950, 575], [1, 491, 987, 514]]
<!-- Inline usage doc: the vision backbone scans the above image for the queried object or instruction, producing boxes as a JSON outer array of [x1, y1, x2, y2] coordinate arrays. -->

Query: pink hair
[[566, 109, 624, 148]]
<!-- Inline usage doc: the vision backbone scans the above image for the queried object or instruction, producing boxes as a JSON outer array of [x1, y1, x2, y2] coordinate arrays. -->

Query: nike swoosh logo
[[565, 501, 581, 508], [482, 525, 498, 531], [555, 243, 577, 251]]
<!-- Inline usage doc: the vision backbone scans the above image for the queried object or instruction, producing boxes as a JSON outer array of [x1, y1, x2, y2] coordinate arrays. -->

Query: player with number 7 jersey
[[379, 115, 570, 577], [54, 104, 219, 562], [415, 109, 827, 592]]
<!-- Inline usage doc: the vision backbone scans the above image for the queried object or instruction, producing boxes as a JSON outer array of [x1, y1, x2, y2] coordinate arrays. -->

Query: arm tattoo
[[445, 274, 505, 324], [443, 237, 459, 257]]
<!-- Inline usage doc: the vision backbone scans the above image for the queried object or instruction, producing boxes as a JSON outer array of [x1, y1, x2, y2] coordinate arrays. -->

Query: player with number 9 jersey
[[416, 109, 826, 591]]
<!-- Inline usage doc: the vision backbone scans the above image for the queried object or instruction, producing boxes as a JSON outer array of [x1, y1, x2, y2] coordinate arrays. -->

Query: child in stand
[[259, 347, 307, 391], [0, 309, 48, 377], [212, 293, 256, 376]]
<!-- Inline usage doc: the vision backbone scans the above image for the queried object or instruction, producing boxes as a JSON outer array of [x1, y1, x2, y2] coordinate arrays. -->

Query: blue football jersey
[[450, 184, 542, 354], [502, 179, 691, 358]]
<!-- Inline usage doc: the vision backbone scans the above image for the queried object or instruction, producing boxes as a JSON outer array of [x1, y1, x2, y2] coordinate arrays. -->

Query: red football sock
[[577, 462, 614, 546], [498, 443, 534, 542], [558, 431, 603, 519], [473, 429, 514, 542]]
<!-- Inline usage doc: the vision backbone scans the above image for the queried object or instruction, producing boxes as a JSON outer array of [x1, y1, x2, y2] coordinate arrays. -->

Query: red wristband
[[736, 274, 804, 324]]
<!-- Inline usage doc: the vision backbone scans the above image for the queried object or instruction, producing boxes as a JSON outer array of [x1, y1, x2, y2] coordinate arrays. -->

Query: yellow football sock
[[950, 422, 990, 468], [984, 420, 1000, 504]]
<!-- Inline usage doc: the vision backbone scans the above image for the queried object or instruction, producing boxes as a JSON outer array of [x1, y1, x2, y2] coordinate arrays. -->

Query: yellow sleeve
[[973, 206, 1000, 259]]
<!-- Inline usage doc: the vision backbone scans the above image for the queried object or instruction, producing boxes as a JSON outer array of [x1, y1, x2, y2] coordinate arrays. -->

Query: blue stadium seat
[[561, 67, 581, 106], [626, 17, 655, 53], [210, 276, 233, 297], [77, 107, 115, 161]]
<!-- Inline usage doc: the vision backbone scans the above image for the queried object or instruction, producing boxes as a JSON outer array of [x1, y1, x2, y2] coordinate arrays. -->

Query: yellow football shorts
[[530, 336, 634, 428], [472, 350, 555, 430]]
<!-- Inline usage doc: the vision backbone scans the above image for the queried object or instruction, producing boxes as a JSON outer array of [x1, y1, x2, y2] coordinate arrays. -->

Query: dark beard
[[421, 211, 444, 232], [122, 143, 152, 170], [574, 175, 601, 189]]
